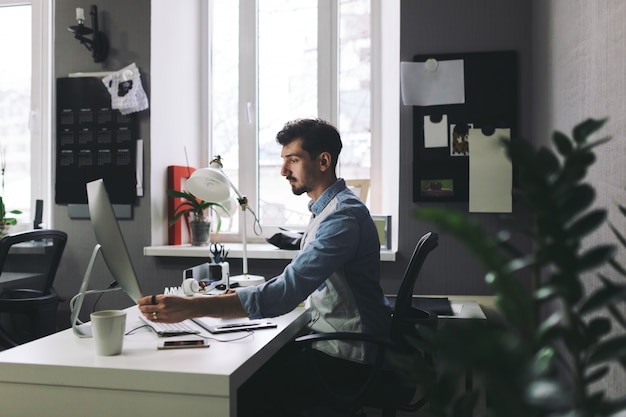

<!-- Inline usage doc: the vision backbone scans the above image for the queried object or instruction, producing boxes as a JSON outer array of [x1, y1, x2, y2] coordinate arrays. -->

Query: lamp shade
[[186, 168, 231, 203]]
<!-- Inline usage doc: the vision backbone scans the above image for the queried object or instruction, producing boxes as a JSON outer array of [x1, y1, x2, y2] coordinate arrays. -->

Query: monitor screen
[[86, 179, 143, 302]]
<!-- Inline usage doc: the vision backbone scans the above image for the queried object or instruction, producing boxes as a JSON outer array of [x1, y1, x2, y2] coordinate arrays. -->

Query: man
[[138, 118, 391, 415]]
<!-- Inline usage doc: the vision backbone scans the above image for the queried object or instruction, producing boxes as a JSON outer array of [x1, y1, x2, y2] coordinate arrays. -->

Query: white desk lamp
[[187, 156, 265, 287]]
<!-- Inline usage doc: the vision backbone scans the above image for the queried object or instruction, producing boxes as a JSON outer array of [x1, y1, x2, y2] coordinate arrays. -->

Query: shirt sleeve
[[237, 207, 360, 319]]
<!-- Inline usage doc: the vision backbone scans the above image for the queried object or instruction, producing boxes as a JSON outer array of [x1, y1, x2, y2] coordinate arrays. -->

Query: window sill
[[144, 243, 397, 262]]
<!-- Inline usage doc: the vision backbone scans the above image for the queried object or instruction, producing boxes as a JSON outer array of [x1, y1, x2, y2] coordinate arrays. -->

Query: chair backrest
[[0, 230, 68, 294], [392, 232, 439, 322]]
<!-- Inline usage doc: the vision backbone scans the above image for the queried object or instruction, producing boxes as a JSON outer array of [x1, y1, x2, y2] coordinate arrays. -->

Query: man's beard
[[291, 185, 308, 196], [288, 178, 309, 196]]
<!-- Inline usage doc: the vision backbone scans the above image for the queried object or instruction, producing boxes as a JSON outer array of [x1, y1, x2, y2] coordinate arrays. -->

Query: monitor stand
[[70, 244, 122, 338]]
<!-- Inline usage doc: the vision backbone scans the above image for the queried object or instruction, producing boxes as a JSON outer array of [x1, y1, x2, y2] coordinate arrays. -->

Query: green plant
[[415, 118, 626, 417], [0, 195, 22, 225], [166, 189, 227, 233]]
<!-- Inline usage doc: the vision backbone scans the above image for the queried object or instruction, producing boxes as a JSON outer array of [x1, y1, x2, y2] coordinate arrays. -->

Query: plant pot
[[189, 213, 211, 246], [0, 222, 12, 238]]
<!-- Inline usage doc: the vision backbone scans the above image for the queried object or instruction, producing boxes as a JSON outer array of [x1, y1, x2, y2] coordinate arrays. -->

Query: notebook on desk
[[192, 317, 277, 334], [139, 314, 276, 335]]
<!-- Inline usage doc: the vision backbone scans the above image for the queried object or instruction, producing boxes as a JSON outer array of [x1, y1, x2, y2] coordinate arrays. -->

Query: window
[[149, 1, 398, 250], [210, 0, 385, 239], [0, 0, 51, 226]]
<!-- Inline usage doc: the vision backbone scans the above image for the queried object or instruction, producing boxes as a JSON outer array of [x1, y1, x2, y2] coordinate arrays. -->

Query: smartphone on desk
[[157, 339, 210, 350]]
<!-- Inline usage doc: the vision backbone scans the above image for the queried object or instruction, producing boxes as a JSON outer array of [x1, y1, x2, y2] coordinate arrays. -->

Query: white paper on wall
[[102, 63, 149, 115], [468, 128, 512, 213], [401, 59, 465, 106], [423, 115, 449, 148]]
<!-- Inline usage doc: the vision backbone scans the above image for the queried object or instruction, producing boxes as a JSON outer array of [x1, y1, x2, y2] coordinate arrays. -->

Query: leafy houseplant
[[166, 189, 227, 246], [414, 119, 626, 417], [0, 195, 22, 237], [0, 148, 23, 237]]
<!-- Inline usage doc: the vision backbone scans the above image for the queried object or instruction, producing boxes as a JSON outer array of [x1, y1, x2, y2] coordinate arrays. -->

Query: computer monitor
[[71, 179, 143, 337], [87, 178, 143, 300]]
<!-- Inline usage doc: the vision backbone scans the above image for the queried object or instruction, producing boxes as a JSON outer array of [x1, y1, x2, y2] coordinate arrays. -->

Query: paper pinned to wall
[[102, 63, 149, 115], [468, 128, 512, 213], [401, 60, 465, 106], [423, 115, 449, 148]]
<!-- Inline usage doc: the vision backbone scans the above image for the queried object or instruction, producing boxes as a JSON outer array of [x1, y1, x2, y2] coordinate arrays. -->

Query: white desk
[[0, 306, 309, 417], [442, 300, 487, 319], [0, 271, 43, 285]]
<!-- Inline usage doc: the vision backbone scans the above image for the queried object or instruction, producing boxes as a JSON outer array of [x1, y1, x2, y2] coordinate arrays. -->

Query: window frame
[[0, 0, 52, 227]]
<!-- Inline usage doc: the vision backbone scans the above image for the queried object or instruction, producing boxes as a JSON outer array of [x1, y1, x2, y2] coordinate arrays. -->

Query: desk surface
[[0, 306, 309, 417]]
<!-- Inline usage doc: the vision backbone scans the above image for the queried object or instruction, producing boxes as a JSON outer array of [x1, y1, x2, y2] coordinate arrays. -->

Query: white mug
[[90, 310, 126, 356]]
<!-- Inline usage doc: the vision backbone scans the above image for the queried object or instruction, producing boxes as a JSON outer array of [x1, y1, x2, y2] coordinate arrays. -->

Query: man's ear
[[319, 152, 332, 171]]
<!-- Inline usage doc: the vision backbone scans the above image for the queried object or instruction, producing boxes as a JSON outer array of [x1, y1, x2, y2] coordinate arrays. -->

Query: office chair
[[0, 229, 68, 349], [295, 231, 439, 417]]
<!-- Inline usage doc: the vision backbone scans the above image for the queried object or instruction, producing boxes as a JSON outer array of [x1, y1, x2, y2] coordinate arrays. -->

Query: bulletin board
[[55, 77, 138, 204], [410, 50, 518, 209]]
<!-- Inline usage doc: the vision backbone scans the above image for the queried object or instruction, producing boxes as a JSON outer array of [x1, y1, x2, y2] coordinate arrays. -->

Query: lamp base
[[230, 273, 265, 287]]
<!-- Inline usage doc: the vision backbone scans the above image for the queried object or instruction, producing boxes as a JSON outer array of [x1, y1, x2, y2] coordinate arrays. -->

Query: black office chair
[[295, 231, 440, 416], [0, 229, 67, 349]]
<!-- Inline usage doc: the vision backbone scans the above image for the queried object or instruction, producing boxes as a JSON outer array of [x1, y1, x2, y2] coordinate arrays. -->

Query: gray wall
[[397, 0, 533, 296], [53, 0, 153, 324], [52, 1, 533, 327], [530, 0, 626, 396]]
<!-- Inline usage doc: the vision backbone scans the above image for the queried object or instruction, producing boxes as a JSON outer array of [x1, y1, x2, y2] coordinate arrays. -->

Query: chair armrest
[[295, 331, 394, 348]]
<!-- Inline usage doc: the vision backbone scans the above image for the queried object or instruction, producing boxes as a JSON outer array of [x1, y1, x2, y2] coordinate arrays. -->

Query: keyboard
[[139, 316, 201, 336]]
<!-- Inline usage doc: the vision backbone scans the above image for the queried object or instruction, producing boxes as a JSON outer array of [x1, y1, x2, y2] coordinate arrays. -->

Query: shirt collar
[[308, 179, 346, 216]]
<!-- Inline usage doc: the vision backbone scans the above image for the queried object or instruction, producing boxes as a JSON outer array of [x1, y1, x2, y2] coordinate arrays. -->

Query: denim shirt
[[237, 179, 391, 363]]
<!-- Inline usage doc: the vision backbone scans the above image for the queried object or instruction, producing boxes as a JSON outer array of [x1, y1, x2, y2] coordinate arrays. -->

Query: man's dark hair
[[276, 118, 342, 169]]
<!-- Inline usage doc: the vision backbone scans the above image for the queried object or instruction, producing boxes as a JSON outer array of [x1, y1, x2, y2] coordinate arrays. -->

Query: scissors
[[210, 243, 225, 263]]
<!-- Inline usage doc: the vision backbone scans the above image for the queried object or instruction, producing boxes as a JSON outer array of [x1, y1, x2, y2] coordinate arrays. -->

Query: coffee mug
[[90, 310, 126, 356]]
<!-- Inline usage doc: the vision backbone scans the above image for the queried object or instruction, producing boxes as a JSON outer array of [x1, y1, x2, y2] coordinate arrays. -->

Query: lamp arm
[[226, 179, 245, 203]]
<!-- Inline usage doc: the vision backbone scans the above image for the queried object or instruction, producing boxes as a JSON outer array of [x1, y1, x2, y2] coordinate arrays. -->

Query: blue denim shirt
[[237, 179, 391, 363]]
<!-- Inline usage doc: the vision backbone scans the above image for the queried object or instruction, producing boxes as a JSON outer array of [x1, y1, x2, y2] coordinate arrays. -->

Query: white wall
[[150, 0, 206, 245]]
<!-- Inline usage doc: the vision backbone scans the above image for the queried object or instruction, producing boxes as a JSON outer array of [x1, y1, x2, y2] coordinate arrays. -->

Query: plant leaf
[[585, 365, 610, 385], [579, 275, 626, 314], [609, 222, 626, 250], [608, 304, 626, 331], [555, 184, 596, 223], [572, 118, 608, 145], [525, 379, 572, 407], [608, 257, 626, 278], [576, 245, 615, 272], [552, 130, 573, 156], [565, 210, 606, 240], [531, 347, 556, 377], [588, 336, 626, 365]]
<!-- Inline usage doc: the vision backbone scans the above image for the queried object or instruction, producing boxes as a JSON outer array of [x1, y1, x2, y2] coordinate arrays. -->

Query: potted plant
[[166, 189, 227, 246], [413, 118, 626, 417], [0, 195, 22, 238]]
